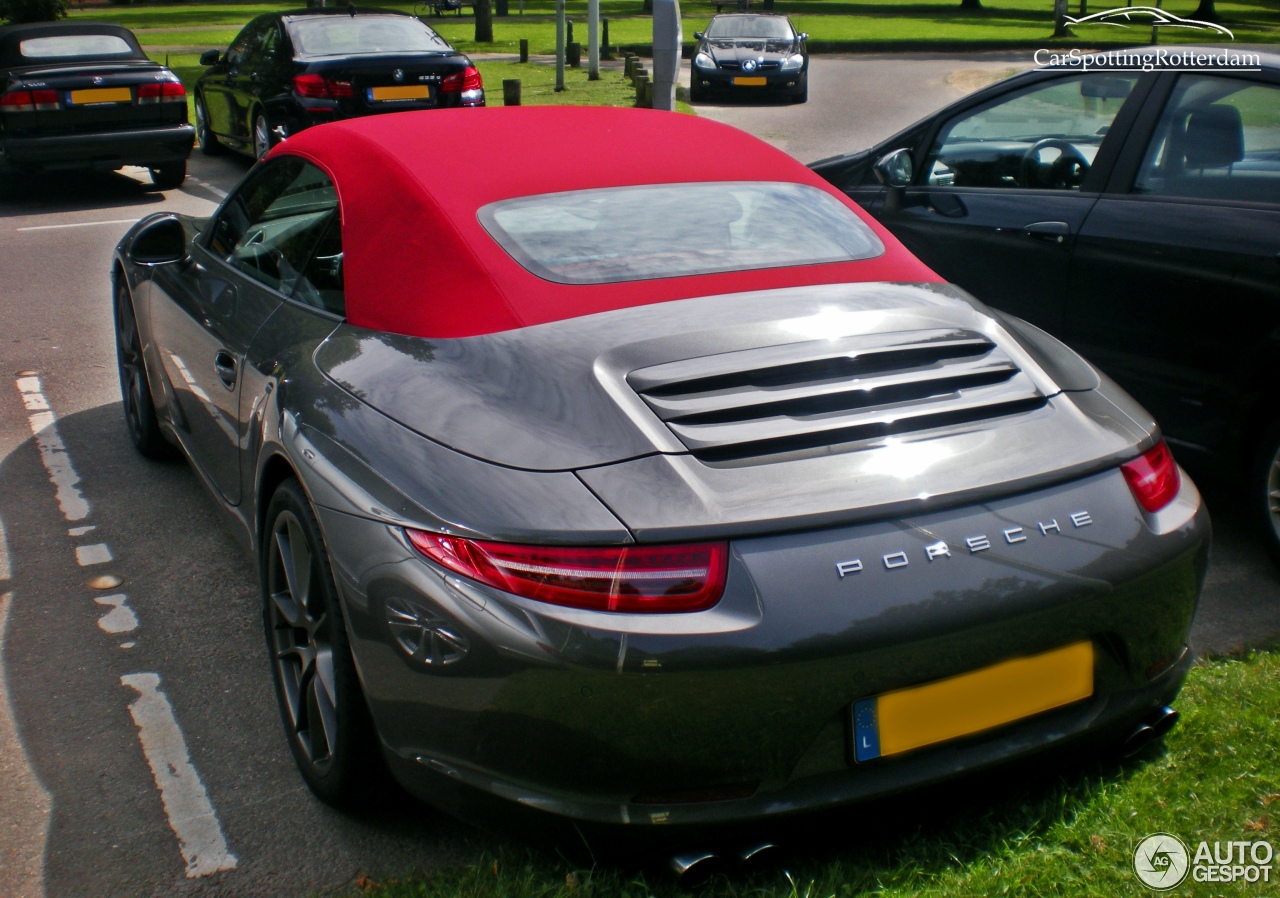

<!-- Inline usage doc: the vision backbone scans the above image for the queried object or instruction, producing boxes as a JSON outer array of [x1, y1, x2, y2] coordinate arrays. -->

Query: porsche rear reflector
[[406, 531, 728, 613], [1121, 440, 1180, 513]]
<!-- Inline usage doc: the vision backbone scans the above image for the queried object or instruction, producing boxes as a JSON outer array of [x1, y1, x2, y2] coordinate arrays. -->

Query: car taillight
[[406, 531, 728, 613], [1121, 440, 1180, 513], [440, 66, 482, 92], [31, 89, 58, 110], [138, 81, 186, 104], [293, 73, 354, 99], [1, 90, 34, 112]]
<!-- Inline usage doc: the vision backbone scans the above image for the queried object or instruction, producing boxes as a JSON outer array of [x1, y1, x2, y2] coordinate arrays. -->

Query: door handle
[[214, 351, 238, 390], [1023, 221, 1072, 244]]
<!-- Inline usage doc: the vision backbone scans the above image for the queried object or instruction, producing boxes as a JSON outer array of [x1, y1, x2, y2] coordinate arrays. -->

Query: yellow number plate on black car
[[733, 76, 767, 86], [853, 641, 1094, 761], [369, 85, 430, 101], [69, 87, 132, 105]]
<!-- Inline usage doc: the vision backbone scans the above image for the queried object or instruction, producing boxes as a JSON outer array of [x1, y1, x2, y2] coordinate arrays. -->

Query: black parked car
[[194, 7, 483, 160], [690, 13, 808, 104], [812, 51, 1280, 558], [0, 22, 193, 188]]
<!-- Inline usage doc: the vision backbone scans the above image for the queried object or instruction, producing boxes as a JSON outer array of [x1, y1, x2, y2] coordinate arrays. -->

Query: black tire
[[1252, 420, 1280, 566], [792, 77, 808, 104], [689, 78, 707, 104], [115, 279, 175, 460], [261, 478, 387, 809], [252, 111, 272, 161], [148, 161, 186, 190], [195, 96, 225, 156]]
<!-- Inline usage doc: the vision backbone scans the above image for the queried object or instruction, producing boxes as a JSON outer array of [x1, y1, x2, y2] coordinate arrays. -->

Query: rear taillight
[[138, 81, 186, 103], [406, 531, 728, 613], [1121, 440, 1180, 513], [31, 89, 58, 110], [1, 90, 34, 112], [293, 73, 354, 99], [441, 66, 483, 104]]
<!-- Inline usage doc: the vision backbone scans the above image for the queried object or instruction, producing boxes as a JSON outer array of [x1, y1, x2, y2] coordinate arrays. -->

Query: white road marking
[[0, 518, 54, 898], [15, 218, 139, 232], [183, 176, 228, 199], [121, 674, 238, 878], [16, 377, 89, 522], [94, 595, 139, 634], [75, 543, 113, 567], [68, 525, 95, 537]]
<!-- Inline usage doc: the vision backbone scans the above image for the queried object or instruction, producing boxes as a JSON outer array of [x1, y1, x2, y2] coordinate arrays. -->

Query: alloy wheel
[[253, 114, 271, 160], [1267, 443, 1280, 545], [115, 287, 146, 445], [267, 510, 338, 772]]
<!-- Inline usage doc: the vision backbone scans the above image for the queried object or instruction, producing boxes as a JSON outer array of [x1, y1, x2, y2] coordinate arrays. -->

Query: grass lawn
[[341, 645, 1280, 897], [74, 0, 1278, 57]]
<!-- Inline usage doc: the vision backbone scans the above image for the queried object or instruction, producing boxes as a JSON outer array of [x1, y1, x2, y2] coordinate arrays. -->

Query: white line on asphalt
[[183, 176, 228, 199], [121, 673, 238, 878], [15, 218, 139, 232], [0, 519, 54, 898], [16, 377, 90, 523], [94, 594, 139, 634], [75, 543, 113, 567], [68, 525, 95, 537]]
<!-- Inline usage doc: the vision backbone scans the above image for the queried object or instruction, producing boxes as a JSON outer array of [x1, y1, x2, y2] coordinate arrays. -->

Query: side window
[[224, 22, 263, 69], [1134, 75, 1280, 205], [249, 23, 279, 66], [922, 74, 1137, 190], [292, 214, 345, 317], [207, 158, 342, 308]]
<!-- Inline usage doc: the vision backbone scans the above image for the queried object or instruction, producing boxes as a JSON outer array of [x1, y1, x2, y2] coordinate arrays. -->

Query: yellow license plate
[[370, 85, 430, 101], [733, 76, 767, 86], [69, 87, 132, 105], [853, 641, 1094, 761]]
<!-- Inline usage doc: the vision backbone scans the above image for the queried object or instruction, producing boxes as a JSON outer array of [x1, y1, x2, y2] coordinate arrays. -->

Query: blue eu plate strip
[[853, 698, 881, 763]]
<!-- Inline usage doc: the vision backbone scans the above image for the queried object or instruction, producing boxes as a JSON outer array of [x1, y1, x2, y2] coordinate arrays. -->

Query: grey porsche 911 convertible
[[111, 107, 1208, 835]]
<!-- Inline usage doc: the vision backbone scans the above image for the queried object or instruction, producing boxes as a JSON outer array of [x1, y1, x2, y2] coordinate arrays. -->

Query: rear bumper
[[0, 123, 194, 173], [324, 465, 1209, 825]]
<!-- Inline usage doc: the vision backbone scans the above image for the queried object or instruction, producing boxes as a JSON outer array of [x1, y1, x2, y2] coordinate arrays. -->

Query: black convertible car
[[813, 52, 1280, 559], [194, 7, 483, 160], [690, 13, 808, 104], [0, 22, 192, 188]]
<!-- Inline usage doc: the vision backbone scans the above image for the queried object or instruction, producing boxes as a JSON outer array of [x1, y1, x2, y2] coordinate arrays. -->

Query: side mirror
[[694, 31, 704, 39], [873, 148, 914, 215], [127, 215, 188, 266], [199, 49, 221, 66], [797, 32, 809, 41]]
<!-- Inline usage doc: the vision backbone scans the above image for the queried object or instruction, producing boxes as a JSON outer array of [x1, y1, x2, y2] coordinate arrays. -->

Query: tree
[[1192, 0, 1219, 21], [0, 0, 67, 24], [474, 0, 493, 42]]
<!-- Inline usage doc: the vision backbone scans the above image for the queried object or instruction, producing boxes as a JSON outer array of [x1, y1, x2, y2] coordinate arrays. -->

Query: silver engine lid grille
[[627, 328, 1047, 463]]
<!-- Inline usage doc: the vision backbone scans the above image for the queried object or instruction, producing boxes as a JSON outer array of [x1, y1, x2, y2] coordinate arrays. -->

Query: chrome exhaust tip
[[669, 850, 723, 882], [737, 841, 780, 868], [1122, 706, 1179, 757]]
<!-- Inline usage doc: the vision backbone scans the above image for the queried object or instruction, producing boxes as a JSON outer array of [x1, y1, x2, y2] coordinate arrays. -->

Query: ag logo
[[1134, 833, 1190, 890]]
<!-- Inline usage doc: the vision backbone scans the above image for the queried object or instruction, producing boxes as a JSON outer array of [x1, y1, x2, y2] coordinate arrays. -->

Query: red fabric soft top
[[272, 106, 940, 339]]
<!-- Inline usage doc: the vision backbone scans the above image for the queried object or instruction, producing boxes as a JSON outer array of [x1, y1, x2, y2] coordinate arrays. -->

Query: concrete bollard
[[567, 41, 581, 68], [642, 80, 654, 108], [519, 38, 529, 62], [624, 55, 636, 77], [632, 66, 648, 86], [635, 75, 649, 107], [503, 79, 521, 105]]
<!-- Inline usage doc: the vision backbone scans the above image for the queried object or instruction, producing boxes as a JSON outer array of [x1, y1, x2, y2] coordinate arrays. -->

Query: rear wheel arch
[[257, 453, 302, 548]]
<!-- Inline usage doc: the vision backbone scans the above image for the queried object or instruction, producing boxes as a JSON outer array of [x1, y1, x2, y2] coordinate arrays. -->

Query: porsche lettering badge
[[835, 510, 1093, 578]]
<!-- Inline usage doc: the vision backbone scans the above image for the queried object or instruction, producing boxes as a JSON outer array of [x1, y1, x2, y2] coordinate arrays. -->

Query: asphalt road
[[1, 53, 1277, 898]]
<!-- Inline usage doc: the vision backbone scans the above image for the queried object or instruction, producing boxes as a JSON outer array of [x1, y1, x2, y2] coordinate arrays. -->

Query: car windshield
[[479, 182, 884, 285], [706, 16, 794, 40], [288, 15, 450, 57], [19, 34, 135, 59]]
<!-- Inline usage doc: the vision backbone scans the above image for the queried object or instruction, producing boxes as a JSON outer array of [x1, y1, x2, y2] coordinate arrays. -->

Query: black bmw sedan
[[690, 13, 808, 104], [0, 22, 192, 188], [194, 7, 484, 160]]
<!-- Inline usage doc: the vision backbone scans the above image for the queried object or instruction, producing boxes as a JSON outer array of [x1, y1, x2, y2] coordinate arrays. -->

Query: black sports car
[[812, 52, 1280, 559], [194, 7, 483, 160], [690, 13, 808, 104], [0, 22, 193, 188], [113, 108, 1206, 841]]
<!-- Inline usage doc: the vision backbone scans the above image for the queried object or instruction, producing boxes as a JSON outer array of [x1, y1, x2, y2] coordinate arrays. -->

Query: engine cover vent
[[627, 328, 1046, 463]]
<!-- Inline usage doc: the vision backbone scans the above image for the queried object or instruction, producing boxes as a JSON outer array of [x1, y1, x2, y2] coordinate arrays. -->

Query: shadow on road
[[0, 170, 168, 219]]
